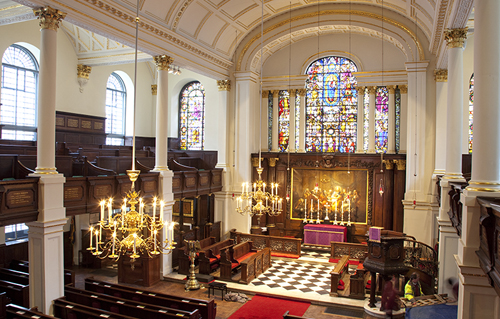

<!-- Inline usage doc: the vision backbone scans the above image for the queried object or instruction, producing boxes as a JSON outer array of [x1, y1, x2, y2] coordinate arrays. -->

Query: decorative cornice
[[434, 69, 448, 82], [386, 85, 397, 94], [154, 55, 174, 71], [367, 86, 377, 94], [444, 28, 468, 49], [268, 158, 279, 168], [77, 64, 91, 79], [33, 6, 66, 31], [399, 85, 408, 94], [217, 80, 231, 91], [151, 84, 157, 95], [173, 0, 195, 31]]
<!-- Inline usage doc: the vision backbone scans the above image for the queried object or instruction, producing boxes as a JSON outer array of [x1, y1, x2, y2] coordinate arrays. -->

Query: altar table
[[303, 224, 347, 245]]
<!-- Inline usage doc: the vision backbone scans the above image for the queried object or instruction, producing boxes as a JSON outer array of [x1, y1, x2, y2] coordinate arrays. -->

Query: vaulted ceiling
[[0, 0, 474, 78]]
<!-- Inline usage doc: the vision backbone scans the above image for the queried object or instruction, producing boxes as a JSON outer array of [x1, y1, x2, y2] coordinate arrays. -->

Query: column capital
[[289, 89, 296, 97], [272, 90, 280, 98], [399, 85, 408, 94], [33, 6, 66, 31], [297, 88, 307, 96], [444, 28, 468, 49], [383, 159, 394, 170], [393, 159, 406, 170], [262, 90, 269, 98], [434, 69, 448, 82], [217, 79, 231, 91], [251, 157, 262, 168], [151, 84, 157, 95], [356, 86, 365, 93], [77, 64, 91, 79], [387, 85, 397, 94], [367, 86, 377, 94], [154, 55, 174, 71], [268, 158, 279, 167]]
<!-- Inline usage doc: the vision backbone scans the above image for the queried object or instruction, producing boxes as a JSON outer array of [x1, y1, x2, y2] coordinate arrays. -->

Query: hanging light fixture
[[88, 0, 176, 261], [236, 0, 283, 218]]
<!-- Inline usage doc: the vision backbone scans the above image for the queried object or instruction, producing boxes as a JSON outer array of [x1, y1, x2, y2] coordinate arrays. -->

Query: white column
[[399, 85, 408, 153], [387, 85, 396, 153], [367, 86, 376, 153], [356, 86, 365, 153], [289, 89, 296, 152], [457, 1, 500, 318], [443, 30, 467, 181], [261, 90, 269, 152], [433, 69, 448, 177], [152, 55, 175, 276], [29, 7, 67, 315], [297, 89, 306, 152], [217, 80, 231, 164], [151, 84, 157, 137], [152, 55, 172, 171], [271, 90, 279, 152]]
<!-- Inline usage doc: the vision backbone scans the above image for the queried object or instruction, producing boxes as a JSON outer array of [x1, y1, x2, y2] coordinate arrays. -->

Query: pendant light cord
[[132, 0, 139, 171]]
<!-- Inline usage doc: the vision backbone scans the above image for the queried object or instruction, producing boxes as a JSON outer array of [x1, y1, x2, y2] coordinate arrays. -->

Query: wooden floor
[[71, 265, 364, 319]]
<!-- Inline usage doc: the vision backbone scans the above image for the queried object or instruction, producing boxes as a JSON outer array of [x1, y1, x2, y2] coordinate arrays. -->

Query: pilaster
[[289, 89, 296, 152], [387, 85, 396, 154], [297, 89, 307, 153], [271, 90, 279, 152], [356, 86, 365, 153], [433, 69, 448, 177], [367, 86, 376, 153], [399, 85, 408, 153]]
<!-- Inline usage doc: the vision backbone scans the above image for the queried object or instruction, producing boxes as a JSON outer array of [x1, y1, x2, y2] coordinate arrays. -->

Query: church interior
[[0, 0, 499, 318]]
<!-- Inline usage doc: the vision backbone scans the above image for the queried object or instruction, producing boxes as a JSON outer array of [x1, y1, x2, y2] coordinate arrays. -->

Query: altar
[[303, 224, 347, 246]]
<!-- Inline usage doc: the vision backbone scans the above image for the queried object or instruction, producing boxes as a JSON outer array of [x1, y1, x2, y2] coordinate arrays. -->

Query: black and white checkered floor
[[249, 259, 332, 295], [300, 247, 331, 260]]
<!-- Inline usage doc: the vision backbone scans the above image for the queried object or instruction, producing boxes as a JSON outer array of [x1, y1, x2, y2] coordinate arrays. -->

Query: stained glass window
[[1, 44, 38, 141], [295, 93, 300, 151], [268, 91, 273, 151], [105, 72, 126, 145], [179, 81, 205, 150], [395, 88, 401, 153], [375, 87, 389, 153], [469, 74, 474, 154], [363, 87, 370, 152], [278, 90, 290, 152], [305, 56, 358, 152]]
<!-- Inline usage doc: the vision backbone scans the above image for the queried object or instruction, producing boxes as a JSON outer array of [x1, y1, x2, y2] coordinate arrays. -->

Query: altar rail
[[230, 230, 302, 258], [330, 242, 368, 261]]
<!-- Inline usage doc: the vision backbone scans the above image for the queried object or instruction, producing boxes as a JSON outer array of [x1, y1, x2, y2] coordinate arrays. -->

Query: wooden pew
[[6, 304, 56, 319], [8, 260, 75, 286], [349, 263, 370, 299], [219, 241, 257, 281], [330, 255, 349, 296], [0, 280, 29, 308], [53, 298, 138, 319], [0, 269, 28, 286], [177, 237, 217, 275], [198, 239, 235, 275], [239, 247, 271, 284], [0, 292, 8, 319], [64, 286, 201, 319], [84, 278, 216, 319]]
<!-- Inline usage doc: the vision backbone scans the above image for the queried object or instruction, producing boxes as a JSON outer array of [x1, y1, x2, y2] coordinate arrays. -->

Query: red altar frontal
[[303, 224, 347, 245]]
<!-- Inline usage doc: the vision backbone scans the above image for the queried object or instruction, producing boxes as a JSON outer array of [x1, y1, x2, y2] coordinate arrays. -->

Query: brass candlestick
[[185, 240, 201, 291]]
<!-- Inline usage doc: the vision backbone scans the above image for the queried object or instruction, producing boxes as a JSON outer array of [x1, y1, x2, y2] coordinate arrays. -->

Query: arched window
[[469, 74, 474, 154], [375, 87, 389, 153], [179, 81, 205, 150], [305, 56, 357, 152], [1, 44, 39, 141], [105, 72, 126, 145]]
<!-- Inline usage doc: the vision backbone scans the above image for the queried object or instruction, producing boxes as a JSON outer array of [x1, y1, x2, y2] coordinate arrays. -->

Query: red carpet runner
[[228, 295, 310, 319]]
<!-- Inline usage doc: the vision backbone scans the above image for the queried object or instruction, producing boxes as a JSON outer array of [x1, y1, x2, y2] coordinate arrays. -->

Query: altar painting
[[291, 168, 369, 224]]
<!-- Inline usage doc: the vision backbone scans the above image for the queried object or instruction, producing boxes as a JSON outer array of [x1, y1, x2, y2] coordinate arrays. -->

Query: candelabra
[[88, 170, 176, 261], [236, 167, 282, 217]]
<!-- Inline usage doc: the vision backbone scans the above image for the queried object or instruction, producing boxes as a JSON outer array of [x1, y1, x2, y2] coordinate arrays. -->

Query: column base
[[152, 166, 170, 171], [466, 180, 500, 192], [33, 167, 58, 175], [442, 172, 465, 181]]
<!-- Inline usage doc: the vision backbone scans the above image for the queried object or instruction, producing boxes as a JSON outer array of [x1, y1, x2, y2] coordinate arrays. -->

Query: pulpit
[[303, 224, 347, 245], [118, 254, 161, 287]]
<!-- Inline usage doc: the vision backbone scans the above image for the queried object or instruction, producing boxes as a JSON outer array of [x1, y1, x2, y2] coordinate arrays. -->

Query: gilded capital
[[297, 88, 307, 96], [77, 64, 91, 80], [368, 86, 377, 94], [217, 79, 231, 91], [383, 160, 394, 170], [151, 84, 157, 95], [154, 55, 174, 71], [272, 90, 280, 98], [251, 157, 262, 168], [356, 86, 365, 93], [262, 90, 269, 98], [268, 158, 279, 167], [399, 85, 408, 94], [33, 6, 66, 31], [289, 89, 296, 97], [434, 69, 448, 82], [387, 85, 396, 94], [444, 28, 468, 49], [393, 159, 406, 170]]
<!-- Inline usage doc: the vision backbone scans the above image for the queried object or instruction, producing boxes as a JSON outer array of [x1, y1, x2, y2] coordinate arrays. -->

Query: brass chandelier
[[87, 0, 175, 261]]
